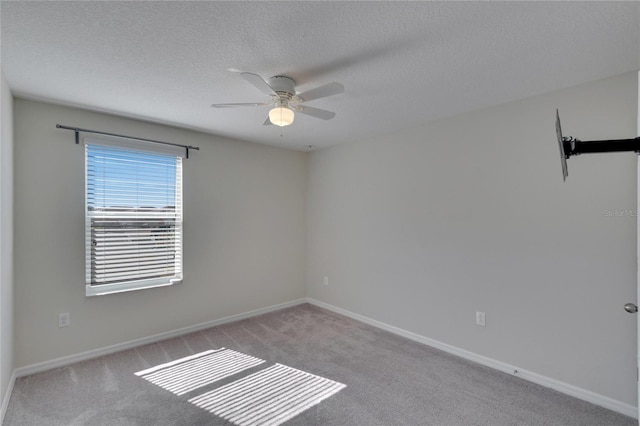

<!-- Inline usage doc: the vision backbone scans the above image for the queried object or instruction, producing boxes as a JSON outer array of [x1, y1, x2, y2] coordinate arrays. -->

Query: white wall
[[307, 72, 638, 406], [13, 99, 307, 367], [0, 70, 15, 413]]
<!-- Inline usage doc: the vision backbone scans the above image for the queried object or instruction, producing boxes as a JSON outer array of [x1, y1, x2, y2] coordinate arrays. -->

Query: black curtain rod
[[56, 124, 200, 158]]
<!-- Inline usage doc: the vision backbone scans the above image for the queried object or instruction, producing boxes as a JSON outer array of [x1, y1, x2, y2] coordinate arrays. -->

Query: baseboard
[[1, 369, 16, 424], [15, 298, 307, 378], [306, 297, 638, 419]]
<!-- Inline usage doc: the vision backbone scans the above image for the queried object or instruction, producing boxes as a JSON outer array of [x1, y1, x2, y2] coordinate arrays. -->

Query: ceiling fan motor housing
[[268, 76, 296, 100]]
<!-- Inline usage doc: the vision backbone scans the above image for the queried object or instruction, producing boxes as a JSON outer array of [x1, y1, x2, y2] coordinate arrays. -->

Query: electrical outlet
[[58, 312, 71, 328], [476, 311, 486, 326], [323, 276, 329, 286]]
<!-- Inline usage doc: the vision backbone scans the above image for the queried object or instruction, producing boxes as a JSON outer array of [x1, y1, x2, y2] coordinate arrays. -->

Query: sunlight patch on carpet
[[135, 348, 264, 396], [188, 363, 346, 426]]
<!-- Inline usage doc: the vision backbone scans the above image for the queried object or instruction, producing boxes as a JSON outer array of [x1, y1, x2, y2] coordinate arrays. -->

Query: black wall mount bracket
[[556, 110, 640, 181]]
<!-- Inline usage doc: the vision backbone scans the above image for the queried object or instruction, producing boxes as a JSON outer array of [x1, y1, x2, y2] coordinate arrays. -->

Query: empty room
[[1, 1, 640, 425]]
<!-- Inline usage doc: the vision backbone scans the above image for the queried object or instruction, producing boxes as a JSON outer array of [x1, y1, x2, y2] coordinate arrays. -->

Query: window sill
[[86, 277, 182, 297]]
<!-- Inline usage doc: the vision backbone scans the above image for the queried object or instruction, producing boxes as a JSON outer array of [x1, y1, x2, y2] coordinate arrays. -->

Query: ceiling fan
[[211, 72, 344, 127]]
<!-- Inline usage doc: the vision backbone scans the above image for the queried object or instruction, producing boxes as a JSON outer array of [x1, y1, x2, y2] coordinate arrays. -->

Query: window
[[85, 137, 183, 296]]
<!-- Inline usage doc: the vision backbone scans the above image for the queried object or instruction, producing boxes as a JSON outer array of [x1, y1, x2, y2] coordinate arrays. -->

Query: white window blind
[[85, 138, 183, 296]]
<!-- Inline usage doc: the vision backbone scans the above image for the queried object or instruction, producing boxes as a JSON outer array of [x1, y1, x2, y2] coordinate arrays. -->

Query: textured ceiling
[[2, 1, 639, 150]]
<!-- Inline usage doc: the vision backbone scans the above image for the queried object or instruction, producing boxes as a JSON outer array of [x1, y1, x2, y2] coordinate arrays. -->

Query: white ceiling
[[2, 1, 639, 150]]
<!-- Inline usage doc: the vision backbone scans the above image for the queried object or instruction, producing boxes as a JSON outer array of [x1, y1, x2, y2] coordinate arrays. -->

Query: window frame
[[84, 136, 184, 297]]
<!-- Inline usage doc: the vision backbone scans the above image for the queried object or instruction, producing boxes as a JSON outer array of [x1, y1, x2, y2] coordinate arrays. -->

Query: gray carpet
[[3, 304, 635, 425]]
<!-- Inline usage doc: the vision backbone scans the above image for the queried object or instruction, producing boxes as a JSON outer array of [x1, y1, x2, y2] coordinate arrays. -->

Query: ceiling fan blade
[[211, 102, 270, 108], [296, 105, 336, 120], [297, 82, 344, 102], [240, 72, 277, 96], [263, 116, 273, 126]]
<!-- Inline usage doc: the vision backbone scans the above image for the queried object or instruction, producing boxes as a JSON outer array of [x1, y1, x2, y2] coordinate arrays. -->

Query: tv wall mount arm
[[556, 110, 640, 181]]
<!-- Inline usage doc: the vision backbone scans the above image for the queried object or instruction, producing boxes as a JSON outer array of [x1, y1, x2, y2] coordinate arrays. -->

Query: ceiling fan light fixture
[[269, 105, 295, 127]]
